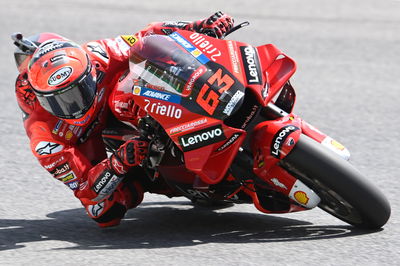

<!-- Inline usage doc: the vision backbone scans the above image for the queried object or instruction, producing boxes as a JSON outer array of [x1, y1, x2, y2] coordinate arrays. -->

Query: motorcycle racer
[[13, 12, 234, 227]]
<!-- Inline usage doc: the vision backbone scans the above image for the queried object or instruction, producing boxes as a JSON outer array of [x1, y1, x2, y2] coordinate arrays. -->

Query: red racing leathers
[[15, 19, 229, 227]]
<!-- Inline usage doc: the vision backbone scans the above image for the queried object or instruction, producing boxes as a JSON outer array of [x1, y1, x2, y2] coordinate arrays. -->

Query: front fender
[[251, 114, 302, 174], [250, 114, 321, 209]]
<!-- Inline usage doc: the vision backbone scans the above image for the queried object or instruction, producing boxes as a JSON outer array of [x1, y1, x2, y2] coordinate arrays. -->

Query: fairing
[[118, 30, 306, 185], [123, 32, 271, 184]]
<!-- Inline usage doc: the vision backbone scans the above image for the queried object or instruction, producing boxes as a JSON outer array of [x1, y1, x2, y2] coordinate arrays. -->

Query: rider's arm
[[25, 120, 147, 206], [136, 11, 234, 38], [24, 118, 114, 205]]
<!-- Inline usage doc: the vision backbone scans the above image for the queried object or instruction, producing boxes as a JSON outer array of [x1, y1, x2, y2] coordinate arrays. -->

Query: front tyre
[[282, 135, 391, 229]]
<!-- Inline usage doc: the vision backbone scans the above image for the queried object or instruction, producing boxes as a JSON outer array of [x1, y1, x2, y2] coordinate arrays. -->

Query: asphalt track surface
[[1, 0, 399, 265]]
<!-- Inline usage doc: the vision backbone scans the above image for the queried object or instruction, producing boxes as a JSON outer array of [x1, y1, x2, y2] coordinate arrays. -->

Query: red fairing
[[251, 114, 302, 176], [124, 31, 252, 184], [301, 120, 327, 143], [256, 44, 296, 105], [249, 114, 305, 205]]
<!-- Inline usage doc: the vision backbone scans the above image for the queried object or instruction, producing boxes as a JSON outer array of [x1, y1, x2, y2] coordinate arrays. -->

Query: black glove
[[109, 137, 149, 175], [194, 11, 234, 39]]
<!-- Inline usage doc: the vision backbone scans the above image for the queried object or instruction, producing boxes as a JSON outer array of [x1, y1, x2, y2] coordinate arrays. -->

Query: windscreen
[[129, 34, 203, 97], [129, 33, 246, 120]]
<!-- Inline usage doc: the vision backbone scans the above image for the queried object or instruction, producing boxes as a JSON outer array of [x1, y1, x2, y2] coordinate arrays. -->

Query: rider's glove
[[194, 11, 234, 39], [109, 137, 149, 175]]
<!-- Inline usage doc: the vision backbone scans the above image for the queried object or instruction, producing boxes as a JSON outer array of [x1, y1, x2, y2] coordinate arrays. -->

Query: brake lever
[[222, 21, 250, 39], [202, 21, 250, 39]]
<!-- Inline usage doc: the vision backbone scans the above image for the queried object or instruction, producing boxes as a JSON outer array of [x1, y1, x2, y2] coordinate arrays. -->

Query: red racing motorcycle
[[105, 25, 391, 229]]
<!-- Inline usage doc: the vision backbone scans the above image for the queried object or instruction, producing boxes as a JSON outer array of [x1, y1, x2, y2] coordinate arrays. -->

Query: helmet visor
[[36, 71, 97, 119]]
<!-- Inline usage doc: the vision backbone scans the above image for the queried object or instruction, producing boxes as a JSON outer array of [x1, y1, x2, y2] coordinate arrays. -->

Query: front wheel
[[282, 135, 391, 229]]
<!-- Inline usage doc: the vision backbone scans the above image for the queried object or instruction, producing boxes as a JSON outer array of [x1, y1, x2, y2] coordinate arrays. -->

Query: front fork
[[249, 106, 350, 211]]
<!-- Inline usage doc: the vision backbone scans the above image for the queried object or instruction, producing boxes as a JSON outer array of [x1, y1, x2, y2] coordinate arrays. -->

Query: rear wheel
[[282, 135, 391, 229]]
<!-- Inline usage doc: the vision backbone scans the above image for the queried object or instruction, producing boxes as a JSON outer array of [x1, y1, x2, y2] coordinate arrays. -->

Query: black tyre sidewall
[[283, 135, 391, 229]]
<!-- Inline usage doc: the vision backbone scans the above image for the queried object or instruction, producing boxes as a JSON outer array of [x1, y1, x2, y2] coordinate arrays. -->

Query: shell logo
[[191, 49, 202, 57], [133, 86, 141, 95], [294, 191, 309, 205], [65, 130, 73, 140]]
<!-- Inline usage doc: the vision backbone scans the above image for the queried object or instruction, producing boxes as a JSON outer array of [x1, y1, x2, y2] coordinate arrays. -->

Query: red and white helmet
[[28, 39, 98, 126]]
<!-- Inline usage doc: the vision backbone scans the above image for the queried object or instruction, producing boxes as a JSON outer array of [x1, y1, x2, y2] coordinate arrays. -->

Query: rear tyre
[[282, 135, 391, 229]]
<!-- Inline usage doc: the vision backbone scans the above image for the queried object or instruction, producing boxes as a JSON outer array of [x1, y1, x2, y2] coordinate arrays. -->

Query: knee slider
[[87, 200, 127, 224]]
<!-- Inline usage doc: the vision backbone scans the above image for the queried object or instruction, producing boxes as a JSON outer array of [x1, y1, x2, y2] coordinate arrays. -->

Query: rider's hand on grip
[[109, 137, 149, 175], [195, 11, 234, 39]]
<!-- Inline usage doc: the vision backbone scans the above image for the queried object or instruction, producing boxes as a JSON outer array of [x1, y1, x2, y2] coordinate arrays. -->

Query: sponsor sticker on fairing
[[288, 179, 320, 208], [240, 104, 259, 129], [178, 125, 226, 152], [184, 65, 206, 94], [133, 86, 181, 104], [169, 32, 210, 64], [222, 90, 245, 116], [132, 86, 141, 95], [240, 46, 262, 85], [167, 117, 209, 136], [142, 88, 179, 102], [270, 125, 299, 158], [294, 191, 309, 205], [144, 99, 182, 119], [216, 133, 241, 152], [169, 32, 195, 49], [321, 136, 350, 161], [227, 41, 241, 74], [189, 33, 222, 62]]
